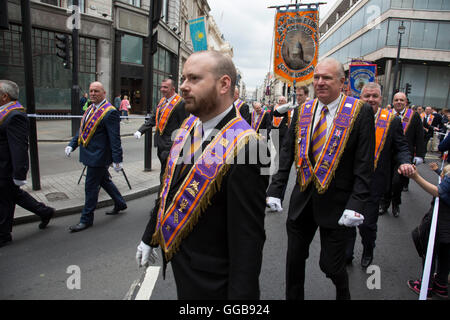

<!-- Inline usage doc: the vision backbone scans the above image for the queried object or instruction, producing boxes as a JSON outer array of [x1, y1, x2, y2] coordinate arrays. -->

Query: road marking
[[124, 266, 160, 300]]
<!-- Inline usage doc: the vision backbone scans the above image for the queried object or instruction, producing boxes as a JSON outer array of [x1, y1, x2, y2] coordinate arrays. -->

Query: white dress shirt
[[196, 104, 234, 143], [311, 94, 343, 140]]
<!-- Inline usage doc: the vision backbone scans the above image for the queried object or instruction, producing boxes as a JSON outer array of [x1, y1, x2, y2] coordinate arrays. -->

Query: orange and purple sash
[[400, 108, 414, 134], [156, 95, 182, 135], [295, 95, 362, 193], [0, 101, 25, 125], [374, 108, 395, 169], [78, 101, 115, 147], [235, 99, 244, 111], [426, 114, 434, 126], [251, 109, 267, 132], [152, 115, 255, 260]]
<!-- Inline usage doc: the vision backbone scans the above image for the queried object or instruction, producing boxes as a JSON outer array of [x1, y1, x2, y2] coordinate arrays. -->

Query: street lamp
[[391, 21, 406, 102]]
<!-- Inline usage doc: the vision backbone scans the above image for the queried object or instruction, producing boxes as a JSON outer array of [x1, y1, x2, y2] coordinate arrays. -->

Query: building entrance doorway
[[121, 78, 143, 114]]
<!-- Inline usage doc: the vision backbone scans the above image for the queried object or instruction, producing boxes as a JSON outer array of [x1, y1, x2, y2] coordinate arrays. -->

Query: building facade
[[1, 0, 234, 114], [319, 0, 450, 108]]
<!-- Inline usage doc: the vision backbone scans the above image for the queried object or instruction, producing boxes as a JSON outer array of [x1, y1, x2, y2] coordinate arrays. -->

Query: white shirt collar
[[94, 99, 106, 109], [197, 104, 234, 142], [165, 93, 177, 104], [317, 94, 342, 116]]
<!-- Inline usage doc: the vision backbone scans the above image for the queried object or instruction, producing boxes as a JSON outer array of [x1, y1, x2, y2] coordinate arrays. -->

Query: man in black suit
[[0, 80, 54, 247], [65, 81, 127, 232], [251, 101, 272, 140], [266, 58, 375, 300], [136, 50, 268, 299], [380, 92, 425, 217], [133, 78, 189, 182], [423, 106, 442, 154], [234, 87, 251, 124], [346, 83, 412, 268]]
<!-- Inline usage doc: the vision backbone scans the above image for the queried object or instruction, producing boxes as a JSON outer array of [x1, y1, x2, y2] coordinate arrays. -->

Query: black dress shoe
[[361, 253, 373, 268], [378, 205, 388, 216], [105, 204, 127, 215], [392, 205, 400, 217], [69, 222, 92, 233], [39, 208, 55, 229], [0, 234, 12, 248]]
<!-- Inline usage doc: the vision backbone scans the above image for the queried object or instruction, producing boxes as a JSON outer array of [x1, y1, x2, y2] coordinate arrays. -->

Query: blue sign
[[189, 17, 208, 52], [349, 64, 377, 98]]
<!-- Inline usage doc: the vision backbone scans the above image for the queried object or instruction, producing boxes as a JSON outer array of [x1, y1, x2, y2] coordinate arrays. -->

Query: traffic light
[[405, 83, 411, 96], [55, 34, 70, 69]]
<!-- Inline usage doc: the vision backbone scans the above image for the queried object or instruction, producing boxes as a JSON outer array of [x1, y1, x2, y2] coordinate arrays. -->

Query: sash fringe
[[153, 133, 254, 261], [313, 100, 363, 194]]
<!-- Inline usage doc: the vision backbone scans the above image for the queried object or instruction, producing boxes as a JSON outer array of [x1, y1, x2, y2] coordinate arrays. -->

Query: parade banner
[[189, 17, 208, 52], [349, 64, 377, 98], [273, 8, 319, 86]]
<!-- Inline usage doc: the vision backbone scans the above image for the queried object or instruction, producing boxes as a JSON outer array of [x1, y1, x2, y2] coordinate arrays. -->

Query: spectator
[[119, 95, 130, 122], [406, 164, 450, 299]]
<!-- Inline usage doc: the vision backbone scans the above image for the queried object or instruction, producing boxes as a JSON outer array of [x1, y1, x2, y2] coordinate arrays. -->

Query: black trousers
[[286, 200, 352, 300], [14, 188, 53, 218], [382, 170, 408, 208], [0, 183, 17, 239], [346, 197, 379, 259]]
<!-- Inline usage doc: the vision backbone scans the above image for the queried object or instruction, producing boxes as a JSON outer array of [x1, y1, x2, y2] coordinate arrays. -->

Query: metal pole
[[391, 23, 404, 103], [20, 0, 40, 190], [144, 2, 155, 171], [71, 0, 80, 136]]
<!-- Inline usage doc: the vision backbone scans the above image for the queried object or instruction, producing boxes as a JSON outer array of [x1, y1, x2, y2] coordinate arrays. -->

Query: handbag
[[411, 206, 433, 259]]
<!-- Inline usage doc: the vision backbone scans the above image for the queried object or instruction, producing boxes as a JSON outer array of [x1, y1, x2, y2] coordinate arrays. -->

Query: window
[[41, 0, 60, 5], [152, 46, 174, 107], [68, 0, 85, 13], [0, 24, 96, 111], [121, 34, 143, 65], [120, 0, 141, 7]]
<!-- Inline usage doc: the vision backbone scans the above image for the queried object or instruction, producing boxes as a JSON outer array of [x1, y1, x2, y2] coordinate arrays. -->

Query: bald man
[[380, 92, 425, 217], [65, 81, 127, 232]]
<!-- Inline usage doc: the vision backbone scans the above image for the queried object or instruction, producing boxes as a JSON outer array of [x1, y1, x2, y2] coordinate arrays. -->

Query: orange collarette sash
[[78, 101, 115, 147], [295, 95, 363, 194], [155, 94, 182, 135], [427, 114, 434, 126], [272, 104, 291, 128], [0, 101, 25, 125], [152, 115, 256, 260], [374, 108, 395, 169]]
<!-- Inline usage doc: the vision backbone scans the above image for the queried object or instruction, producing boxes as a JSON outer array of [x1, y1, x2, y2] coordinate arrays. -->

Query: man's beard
[[185, 87, 218, 118]]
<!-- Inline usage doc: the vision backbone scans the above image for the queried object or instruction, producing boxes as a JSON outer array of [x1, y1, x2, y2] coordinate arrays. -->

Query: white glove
[[13, 179, 27, 186], [275, 103, 296, 114], [136, 241, 158, 268], [338, 209, 364, 227], [134, 131, 142, 139], [113, 162, 123, 172], [65, 146, 73, 157], [266, 197, 283, 212], [413, 157, 424, 165]]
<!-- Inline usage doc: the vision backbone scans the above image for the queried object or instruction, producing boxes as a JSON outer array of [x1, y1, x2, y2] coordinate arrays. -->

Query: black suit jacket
[[423, 113, 442, 139], [0, 109, 29, 186], [371, 115, 411, 200], [138, 99, 189, 166], [402, 111, 426, 160], [69, 107, 123, 167], [253, 112, 272, 140], [237, 103, 251, 125], [142, 107, 268, 299], [267, 99, 375, 227]]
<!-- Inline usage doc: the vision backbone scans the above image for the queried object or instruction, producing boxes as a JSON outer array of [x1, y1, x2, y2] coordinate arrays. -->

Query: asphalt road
[[0, 160, 444, 300]]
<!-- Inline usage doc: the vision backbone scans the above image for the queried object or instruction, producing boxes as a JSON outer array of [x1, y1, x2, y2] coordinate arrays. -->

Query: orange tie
[[311, 105, 328, 162]]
